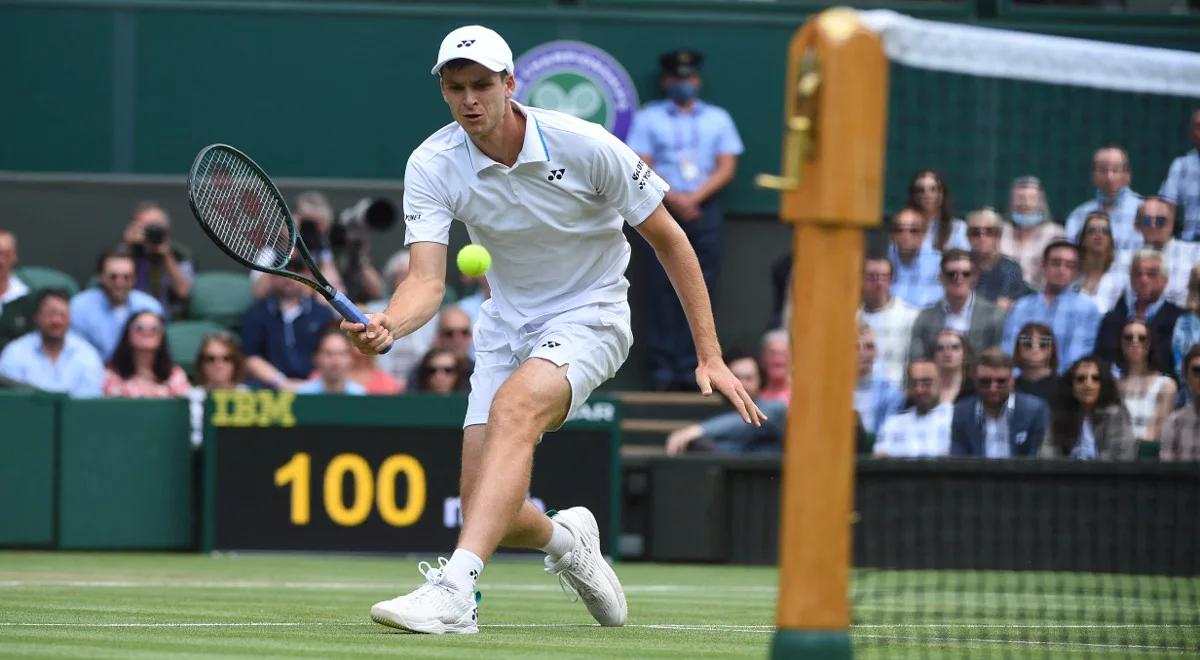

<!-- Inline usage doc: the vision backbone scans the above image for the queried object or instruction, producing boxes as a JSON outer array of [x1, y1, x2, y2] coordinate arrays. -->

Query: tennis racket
[[187, 143, 390, 353]]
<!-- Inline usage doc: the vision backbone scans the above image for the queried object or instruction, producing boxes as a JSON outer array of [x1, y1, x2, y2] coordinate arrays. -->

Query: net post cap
[[431, 25, 514, 76]]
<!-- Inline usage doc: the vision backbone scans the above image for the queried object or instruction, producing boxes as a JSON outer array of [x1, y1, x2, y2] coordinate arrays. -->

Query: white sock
[[443, 548, 484, 595], [540, 520, 574, 559]]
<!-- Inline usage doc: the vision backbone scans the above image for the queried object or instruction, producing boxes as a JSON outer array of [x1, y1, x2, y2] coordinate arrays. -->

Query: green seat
[[166, 319, 227, 378], [188, 271, 254, 328], [15, 266, 79, 297], [1136, 440, 1160, 461]]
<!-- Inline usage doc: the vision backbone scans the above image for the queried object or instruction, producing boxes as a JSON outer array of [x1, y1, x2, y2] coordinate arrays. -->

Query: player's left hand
[[695, 356, 767, 427]]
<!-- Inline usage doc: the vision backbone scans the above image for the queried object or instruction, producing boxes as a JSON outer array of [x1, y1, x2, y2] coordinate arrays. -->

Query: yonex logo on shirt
[[541, 340, 561, 348], [547, 169, 566, 181], [632, 161, 651, 190], [458, 40, 476, 47]]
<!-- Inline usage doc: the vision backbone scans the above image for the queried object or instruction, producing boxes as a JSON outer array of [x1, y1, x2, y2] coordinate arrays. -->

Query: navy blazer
[[950, 393, 1048, 457]]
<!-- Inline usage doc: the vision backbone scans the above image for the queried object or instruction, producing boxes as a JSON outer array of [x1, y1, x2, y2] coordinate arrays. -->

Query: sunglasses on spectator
[[864, 273, 891, 282], [1121, 332, 1148, 344], [1138, 215, 1169, 229], [1084, 225, 1109, 235], [942, 269, 973, 280], [912, 185, 940, 193], [967, 227, 999, 238], [132, 322, 162, 334], [1046, 258, 1078, 269], [202, 353, 234, 364], [909, 378, 935, 387], [935, 342, 962, 352], [1018, 336, 1053, 349], [428, 364, 457, 374], [892, 226, 923, 235], [977, 377, 1010, 389], [440, 328, 471, 338], [1074, 373, 1101, 384], [859, 341, 876, 351], [105, 273, 134, 281]]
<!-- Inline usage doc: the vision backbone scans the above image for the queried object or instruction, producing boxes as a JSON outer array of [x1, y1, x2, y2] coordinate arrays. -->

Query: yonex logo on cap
[[548, 169, 566, 181], [458, 40, 476, 48]]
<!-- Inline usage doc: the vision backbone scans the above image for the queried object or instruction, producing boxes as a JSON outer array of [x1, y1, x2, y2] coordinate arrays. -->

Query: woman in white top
[[1073, 211, 1126, 314], [1117, 318, 1177, 442], [1000, 176, 1065, 289], [908, 169, 968, 252]]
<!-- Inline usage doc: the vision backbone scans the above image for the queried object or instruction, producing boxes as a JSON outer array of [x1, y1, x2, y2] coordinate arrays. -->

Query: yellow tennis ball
[[456, 244, 491, 277]]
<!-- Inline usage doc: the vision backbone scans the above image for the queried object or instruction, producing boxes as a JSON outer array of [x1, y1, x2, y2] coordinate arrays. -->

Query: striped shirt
[[889, 244, 944, 309], [860, 297, 920, 387], [874, 403, 954, 457], [1114, 239, 1200, 309], [1159, 149, 1200, 241], [1160, 404, 1200, 462], [1064, 188, 1145, 252], [1002, 290, 1101, 373]]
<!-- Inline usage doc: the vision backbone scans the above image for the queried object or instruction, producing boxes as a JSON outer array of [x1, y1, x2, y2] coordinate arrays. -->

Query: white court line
[[0, 580, 775, 594]]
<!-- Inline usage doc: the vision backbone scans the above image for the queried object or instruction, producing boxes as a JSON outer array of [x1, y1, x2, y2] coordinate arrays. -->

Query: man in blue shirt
[[241, 259, 337, 389], [70, 249, 164, 360], [1002, 241, 1100, 373], [625, 48, 744, 391], [888, 207, 943, 309], [1159, 109, 1200, 241], [0, 289, 104, 397], [1064, 145, 1144, 251]]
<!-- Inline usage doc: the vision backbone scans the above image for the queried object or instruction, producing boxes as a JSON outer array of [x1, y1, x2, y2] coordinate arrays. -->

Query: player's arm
[[635, 203, 766, 426], [342, 241, 446, 354]]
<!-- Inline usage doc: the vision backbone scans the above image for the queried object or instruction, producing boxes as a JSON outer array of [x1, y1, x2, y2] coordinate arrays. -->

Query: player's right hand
[[341, 312, 394, 356]]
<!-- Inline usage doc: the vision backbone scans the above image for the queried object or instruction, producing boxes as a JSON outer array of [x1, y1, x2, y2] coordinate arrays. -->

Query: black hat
[[659, 49, 703, 77]]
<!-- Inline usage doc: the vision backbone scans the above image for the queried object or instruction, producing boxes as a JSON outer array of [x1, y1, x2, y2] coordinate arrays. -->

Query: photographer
[[121, 202, 193, 319], [330, 197, 386, 302], [250, 191, 347, 300]]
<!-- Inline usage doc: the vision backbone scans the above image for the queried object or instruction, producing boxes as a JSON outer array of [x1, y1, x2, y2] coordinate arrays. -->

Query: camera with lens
[[331, 197, 397, 301], [142, 223, 168, 247]]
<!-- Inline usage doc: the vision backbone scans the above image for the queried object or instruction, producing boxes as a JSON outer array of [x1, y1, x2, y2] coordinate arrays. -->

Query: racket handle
[[330, 290, 392, 354]]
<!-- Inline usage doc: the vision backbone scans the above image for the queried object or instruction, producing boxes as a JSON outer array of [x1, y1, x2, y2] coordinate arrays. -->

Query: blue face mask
[[1011, 212, 1043, 227], [666, 81, 699, 104]]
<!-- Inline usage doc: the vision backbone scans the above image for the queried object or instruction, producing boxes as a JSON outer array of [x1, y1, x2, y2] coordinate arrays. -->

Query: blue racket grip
[[330, 290, 392, 354]]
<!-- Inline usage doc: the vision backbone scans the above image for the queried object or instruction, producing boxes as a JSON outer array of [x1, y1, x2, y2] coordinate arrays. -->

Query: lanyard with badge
[[673, 111, 702, 184]]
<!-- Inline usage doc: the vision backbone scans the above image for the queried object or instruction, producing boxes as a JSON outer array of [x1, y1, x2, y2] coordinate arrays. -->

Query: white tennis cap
[[431, 25, 514, 76]]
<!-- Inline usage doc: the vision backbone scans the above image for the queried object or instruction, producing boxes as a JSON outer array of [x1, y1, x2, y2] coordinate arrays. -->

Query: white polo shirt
[[403, 102, 669, 328], [873, 402, 954, 457]]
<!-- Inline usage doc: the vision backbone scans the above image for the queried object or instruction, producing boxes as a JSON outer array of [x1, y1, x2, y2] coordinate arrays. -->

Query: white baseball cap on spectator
[[431, 25, 514, 76]]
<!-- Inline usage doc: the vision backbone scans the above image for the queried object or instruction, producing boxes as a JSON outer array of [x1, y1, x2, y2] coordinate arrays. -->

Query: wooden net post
[[755, 8, 886, 658]]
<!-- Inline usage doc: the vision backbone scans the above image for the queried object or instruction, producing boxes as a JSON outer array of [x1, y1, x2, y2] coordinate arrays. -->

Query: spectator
[[1095, 249, 1184, 380], [1114, 195, 1199, 308], [103, 310, 191, 398], [455, 275, 491, 324], [250, 191, 348, 299], [859, 256, 919, 387], [888, 207, 943, 308], [70, 249, 164, 361], [434, 305, 473, 362], [1013, 322, 1059, 404], [1041, 356, 1135, 461], [931, 329, 975, 405], [1160, 344, 1200, 462], [350, 343, 404, 395], [854, 324, 904, 437], [908, 249, 1006, 360], [0, 230, 35, 351], [1064, 145, 1143, 252], [1001, 241, 1100, 373], [0, 230, 29, 314], [1158, 108, 1200, 241], [370, 248, 438, 385], [908, 170, 967, 252], [1172, 264, 1200, 384], [296, 329, 367, 395], [1073, 211, 1125, 314], [414, 347, 469, 394], [967, 208, 1026, 311], [1116, 318, 1177, 443], [0, 289, 103, 397], [192, 331, 246, 391], [873, 359, 953, 458], [1000, 176, 1064, 290], [241, 259, 338, 390], [187, 331, 247, 449], [950, 348, 1048, 457], [120, 201, 193, 318], [759, 328, 790, 405], [626, 49, 743, 391], [665, 350, 788, 455]]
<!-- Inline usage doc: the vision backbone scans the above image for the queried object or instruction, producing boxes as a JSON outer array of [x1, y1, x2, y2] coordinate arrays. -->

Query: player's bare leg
[[460, 423, 554, 549]]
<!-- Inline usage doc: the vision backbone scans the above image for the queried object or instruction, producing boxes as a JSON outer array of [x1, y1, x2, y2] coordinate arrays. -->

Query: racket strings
[[191, 150, 294, 269]]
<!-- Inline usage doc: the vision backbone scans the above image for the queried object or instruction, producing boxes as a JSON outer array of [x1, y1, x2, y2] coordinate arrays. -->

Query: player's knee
[[487, 389, 552, 438]]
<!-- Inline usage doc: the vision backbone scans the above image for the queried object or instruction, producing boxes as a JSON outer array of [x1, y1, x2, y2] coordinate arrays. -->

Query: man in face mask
[[625, 49, 745, 391], [1064, 145, 1144, 252]]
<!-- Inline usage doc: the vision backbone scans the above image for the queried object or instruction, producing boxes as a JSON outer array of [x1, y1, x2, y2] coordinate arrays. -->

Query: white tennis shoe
[[370, 558, 479, 634], [544, 507, 628, 626]]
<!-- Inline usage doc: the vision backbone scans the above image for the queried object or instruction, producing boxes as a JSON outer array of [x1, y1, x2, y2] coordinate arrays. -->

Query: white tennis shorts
[[463, 300, 632, 430]]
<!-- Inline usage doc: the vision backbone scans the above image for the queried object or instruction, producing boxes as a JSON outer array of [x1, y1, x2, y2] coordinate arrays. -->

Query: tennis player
[[344, 25, 767, 634]]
